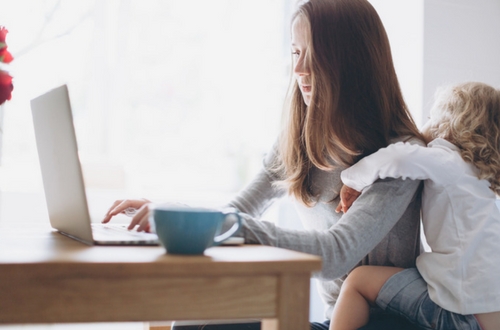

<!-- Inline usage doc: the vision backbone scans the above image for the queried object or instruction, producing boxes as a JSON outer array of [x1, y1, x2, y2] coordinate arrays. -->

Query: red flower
[[0, 49, 13, 64], [0, 27, 7, 43], [0, 70, 13, 105], [0, 27, 13, 105], [0, 27, 12, 64]]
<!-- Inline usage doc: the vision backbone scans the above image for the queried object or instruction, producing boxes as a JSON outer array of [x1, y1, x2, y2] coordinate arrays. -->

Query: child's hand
[[335, 185, 361, 214]]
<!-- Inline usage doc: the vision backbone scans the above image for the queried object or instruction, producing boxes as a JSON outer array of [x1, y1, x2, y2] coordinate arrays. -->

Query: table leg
[[146, 323, 171, 330], [262, 274, 311, 330]]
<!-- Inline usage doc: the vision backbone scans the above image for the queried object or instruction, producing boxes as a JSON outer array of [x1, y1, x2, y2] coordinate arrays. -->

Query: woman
[[103, 0, 424, 329]]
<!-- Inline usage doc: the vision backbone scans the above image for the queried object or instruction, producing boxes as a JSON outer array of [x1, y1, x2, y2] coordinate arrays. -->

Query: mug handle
[[213, 210, 242, 244]]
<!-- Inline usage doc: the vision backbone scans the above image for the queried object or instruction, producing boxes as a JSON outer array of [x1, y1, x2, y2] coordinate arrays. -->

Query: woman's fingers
[[102, 199, 125, 223], [102, 199, 150, 223], [127, 203, 150, 231], [137, 215, 151, 233]]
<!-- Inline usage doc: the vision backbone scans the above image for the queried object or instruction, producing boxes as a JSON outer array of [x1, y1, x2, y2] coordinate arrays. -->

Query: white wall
[[371, 0, 500, 127], [423, 0, 500, 124], [369, 0, 425, 126]]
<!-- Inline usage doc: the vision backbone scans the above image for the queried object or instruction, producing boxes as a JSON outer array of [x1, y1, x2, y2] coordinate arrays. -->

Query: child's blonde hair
[[425, 82, 500, 194]]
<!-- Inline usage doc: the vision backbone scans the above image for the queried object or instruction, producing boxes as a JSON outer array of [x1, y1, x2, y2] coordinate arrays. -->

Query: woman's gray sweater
[[226, 139, 423, 318]]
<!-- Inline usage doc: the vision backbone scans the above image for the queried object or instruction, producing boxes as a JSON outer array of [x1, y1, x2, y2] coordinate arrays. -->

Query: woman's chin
[[302, 95, 311, 106]]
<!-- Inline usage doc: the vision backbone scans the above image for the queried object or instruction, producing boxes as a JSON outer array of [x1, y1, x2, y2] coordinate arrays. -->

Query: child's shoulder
[[390, 135, 426, 147], [427, 138, 460, 153]]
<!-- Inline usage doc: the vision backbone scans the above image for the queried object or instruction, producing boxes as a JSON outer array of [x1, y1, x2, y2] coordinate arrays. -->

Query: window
[[0, 0, 291, 214]]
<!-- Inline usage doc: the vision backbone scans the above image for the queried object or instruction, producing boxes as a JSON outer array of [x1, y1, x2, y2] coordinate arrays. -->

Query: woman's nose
[[294, 57, 310, 76]]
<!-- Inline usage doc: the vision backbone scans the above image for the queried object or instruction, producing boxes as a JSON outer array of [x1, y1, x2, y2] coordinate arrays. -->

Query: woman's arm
[[226, 143, 286, 218], [235, 175, 421, 280]]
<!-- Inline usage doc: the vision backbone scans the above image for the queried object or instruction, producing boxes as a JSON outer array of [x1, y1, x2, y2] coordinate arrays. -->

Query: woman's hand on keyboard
[[127, 203, 152, 232], [102, 198, 152, 232]]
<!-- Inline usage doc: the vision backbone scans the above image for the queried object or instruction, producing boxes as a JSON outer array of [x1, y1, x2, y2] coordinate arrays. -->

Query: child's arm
[[336, 141, 459, 213], [335, 184, 361, 214], [341, 141, 457, 192]]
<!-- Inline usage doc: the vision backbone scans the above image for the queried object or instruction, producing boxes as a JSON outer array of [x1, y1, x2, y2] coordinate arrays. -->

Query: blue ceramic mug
[[150, 205, 242, 255]]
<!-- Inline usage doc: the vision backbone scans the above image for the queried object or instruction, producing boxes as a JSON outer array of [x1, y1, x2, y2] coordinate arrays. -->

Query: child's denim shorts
[[375, 268, 482, 330]]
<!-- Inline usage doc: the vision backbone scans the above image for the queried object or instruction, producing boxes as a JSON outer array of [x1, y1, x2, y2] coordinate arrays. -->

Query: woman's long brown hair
[[275, 0, 423, 206]]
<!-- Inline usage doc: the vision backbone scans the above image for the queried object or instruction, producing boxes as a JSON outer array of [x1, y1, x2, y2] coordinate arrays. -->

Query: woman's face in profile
[[291, 15, 312, 106]]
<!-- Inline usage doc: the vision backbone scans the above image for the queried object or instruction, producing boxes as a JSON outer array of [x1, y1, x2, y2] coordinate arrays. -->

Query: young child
[[330, 82, 500, 330]]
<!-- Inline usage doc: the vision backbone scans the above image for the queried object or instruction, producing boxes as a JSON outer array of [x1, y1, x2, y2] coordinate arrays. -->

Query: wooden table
[[0, 227, 321, 330]]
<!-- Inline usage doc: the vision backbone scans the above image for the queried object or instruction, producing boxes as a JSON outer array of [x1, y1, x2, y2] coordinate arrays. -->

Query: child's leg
[[475, 311, 500, 330], [329, 265, 404, 330]]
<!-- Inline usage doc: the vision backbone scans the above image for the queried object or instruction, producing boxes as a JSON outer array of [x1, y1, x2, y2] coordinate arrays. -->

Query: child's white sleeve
[[341, 142, 454, 191]]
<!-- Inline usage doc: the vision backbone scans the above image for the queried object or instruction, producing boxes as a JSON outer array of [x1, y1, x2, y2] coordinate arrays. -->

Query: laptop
[[30, 85, 159, 246]]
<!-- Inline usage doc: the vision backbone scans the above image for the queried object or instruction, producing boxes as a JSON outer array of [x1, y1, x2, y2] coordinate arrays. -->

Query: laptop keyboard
[[92, 223, 135, 234], [91, 223, 159, 244], [90, 224, 243, 245]]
